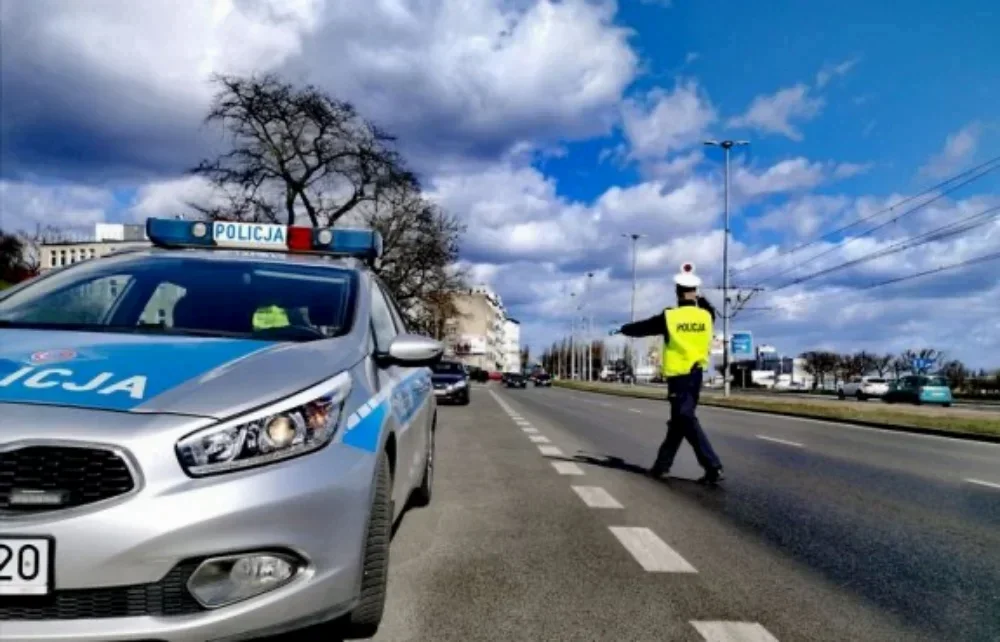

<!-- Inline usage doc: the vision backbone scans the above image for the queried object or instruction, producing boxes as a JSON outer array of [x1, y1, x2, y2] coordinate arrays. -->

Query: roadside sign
[[710, 334, 724, 356], [731, 331, 753, 359]]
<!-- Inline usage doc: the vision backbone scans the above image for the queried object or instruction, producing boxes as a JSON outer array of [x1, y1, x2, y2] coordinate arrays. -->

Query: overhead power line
[[857, 249, 1000, 291], [768, 203, 1000, 293], [733, 154, 1000, 282]]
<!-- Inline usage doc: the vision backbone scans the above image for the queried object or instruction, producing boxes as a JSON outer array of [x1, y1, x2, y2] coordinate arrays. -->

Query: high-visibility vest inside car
[[661, 306, 712, 377]]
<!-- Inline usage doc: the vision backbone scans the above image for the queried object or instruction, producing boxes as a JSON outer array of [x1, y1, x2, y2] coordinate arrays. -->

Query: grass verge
[[553, 380, 1000, 441]]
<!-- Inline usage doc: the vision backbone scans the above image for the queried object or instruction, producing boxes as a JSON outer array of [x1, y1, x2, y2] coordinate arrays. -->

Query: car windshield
[[432, 362, 465, 375], [866, 378, 886, 383], [924, 376, 948, 387], [0, 253, 358, 342]]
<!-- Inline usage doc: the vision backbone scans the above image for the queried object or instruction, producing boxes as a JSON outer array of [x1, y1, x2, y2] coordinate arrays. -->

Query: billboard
[[757, 344, 777, 355], [710, 333, 725, 356], [730, 331, 754, 359], [454, 334, 487, 356]]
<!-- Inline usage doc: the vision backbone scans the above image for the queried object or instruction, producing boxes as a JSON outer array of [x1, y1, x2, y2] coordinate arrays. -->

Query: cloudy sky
[[2, 0, 999, 367]]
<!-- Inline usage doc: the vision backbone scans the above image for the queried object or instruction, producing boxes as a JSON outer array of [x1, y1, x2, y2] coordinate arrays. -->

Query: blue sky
[[1, 0, 999, 366]]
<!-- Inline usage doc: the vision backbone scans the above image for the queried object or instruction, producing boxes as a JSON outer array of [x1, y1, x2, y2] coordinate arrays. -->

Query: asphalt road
[[280, 381, 1000, 641]]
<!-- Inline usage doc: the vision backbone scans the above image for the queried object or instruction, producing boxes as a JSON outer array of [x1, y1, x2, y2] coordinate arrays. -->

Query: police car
[[0, 219, 442, 641]]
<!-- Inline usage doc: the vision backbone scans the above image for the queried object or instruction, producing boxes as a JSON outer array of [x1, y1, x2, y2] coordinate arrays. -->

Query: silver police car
[[0, 219, 442, 641]]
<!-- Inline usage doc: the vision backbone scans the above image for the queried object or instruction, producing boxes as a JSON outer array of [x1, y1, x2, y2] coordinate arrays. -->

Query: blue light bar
[[146, 218, 215, 248], [313, 228, 384, 261], [145, 218, 383, 261]]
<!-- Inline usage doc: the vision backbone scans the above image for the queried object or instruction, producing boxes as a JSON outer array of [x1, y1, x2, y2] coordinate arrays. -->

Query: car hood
[[0, 328, 365, 419]]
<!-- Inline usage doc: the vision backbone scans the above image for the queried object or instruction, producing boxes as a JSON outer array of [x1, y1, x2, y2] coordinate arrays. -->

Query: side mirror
[[378, 333, 444, 368]]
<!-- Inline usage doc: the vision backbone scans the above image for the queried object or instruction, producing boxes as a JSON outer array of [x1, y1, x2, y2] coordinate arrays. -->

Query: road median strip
[[553, 380, 1000, 442]]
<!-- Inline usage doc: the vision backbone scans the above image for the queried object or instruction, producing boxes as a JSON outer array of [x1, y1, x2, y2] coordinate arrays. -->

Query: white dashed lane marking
[[628, 407, 642, 413], [551, 461, 585, 475], [571, 485, 623, 509], [538, 445, 565, 457], [691, 621, 779, 642], [522, 426, 540, 434], [608, 526, 697, 573], [755, 435, 805, 448], [528, 435, 551, 443], [965, 478, 1000, 490]]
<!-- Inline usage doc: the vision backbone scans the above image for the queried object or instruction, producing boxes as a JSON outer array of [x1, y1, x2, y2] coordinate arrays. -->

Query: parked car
[[466, 366, 489, 383], [882, 375, 953, 406], [432, 360, 471, 404], [504, 373, 528, 388], [838, 376, 890, 401], [488, 371, 503, 381]]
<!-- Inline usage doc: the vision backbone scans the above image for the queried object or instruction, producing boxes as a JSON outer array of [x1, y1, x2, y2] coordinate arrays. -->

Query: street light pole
[[704, 139, 749, 397], [621, 233, 644, 383], [569, 292, 577, 379], [585, 271, 594, 382]]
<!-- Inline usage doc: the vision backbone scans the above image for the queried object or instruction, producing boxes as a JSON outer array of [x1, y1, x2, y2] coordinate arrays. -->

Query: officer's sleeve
[[619, 310, 668, 338]]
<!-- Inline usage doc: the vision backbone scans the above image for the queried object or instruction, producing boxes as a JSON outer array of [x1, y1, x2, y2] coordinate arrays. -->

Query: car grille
[[0, 560, 205, 620], [0, 445, 136, 514]]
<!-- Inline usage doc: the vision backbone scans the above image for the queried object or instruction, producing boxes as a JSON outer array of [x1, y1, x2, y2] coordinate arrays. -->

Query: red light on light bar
[[682, 263, 693, 272], [287, 226, 313, 251]]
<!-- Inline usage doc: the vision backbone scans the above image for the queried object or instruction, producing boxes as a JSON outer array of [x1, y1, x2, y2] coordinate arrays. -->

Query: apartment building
[[446, 285, 515, 371], [503, 318, 522, 372]]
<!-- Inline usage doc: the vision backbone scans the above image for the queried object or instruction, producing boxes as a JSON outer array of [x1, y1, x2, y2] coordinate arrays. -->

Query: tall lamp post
[[569, 292, 577, 379], [584, 271, 595, 381], [621, 233, 644, 383], [704, 139, 749, 397]]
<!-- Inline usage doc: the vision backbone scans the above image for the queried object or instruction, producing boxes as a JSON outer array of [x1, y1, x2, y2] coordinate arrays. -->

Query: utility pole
[[621, 233, 644, 383], [569, 292, 577, 379], [704, 139, 749, 397], [585, 271, 594, 381]]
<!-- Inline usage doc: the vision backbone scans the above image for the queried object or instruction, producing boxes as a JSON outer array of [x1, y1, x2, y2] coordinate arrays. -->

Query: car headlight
[[451, 379, 468, 389], [176, 372, 352, 477]]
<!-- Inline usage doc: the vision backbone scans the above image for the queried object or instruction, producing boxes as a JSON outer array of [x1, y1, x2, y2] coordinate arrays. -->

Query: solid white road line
[[608, 526, 697, 573], [755, 435, 805, 448], [690, 621, 779, 642], [965, 478, 1000, 490], [552, 461, 585, 475], [529, 435, 552, 443], [571, 485, 623, 508], [538, 445, 565, 457]]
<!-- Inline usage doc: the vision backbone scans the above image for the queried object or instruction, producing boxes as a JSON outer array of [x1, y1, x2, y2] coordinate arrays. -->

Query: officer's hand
[[609, 328, 621, 336]]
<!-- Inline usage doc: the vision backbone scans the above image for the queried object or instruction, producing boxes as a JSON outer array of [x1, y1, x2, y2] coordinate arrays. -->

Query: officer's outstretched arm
[[618, 312, 667, 338]]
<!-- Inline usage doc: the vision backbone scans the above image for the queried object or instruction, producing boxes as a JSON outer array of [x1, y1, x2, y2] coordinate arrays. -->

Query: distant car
[[432, 360, 471, 404], [882, 375, 953, 407], [534, 373, 552, 387], [504, 373, 528, 388], [838, 376, 890, 401], [466, 366, 488, 383], [488, 371, 503, 381]]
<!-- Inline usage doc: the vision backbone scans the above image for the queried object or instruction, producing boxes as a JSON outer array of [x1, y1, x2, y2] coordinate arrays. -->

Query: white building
[[38, 223, 150, 272], [448, 285, 510, 371], [502, 318, 521, 373]]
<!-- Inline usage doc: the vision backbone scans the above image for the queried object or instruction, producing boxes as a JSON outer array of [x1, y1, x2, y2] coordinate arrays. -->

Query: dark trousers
[[653, 367, 722, 473]]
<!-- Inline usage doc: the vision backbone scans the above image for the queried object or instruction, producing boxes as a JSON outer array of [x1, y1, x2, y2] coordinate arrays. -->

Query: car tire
[[856, 391, 866, 401], [341, 451, 392, 639], [460, 392, 470, 405], [838, 390, 846, 400], [411, 421, 435, 508]]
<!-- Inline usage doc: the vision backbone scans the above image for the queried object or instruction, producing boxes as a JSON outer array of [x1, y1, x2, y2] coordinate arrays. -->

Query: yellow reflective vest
[[661, 305, 712, 378], [252, 305, 290, 330]]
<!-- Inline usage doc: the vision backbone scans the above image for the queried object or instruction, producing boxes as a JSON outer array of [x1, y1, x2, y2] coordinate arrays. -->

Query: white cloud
[[815, 57, 860, 88], [620, 80, 717, 160], [832, 162, 873, 179], [0, 181, 114, 233], [751, 195, 852, 239], [733, 158, 827, 197], [919, 122, 983, 179], [728, 83, 824, 141]]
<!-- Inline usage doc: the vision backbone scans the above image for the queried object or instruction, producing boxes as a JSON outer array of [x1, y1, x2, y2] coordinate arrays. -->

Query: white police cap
[[673, 261, 702, 288]]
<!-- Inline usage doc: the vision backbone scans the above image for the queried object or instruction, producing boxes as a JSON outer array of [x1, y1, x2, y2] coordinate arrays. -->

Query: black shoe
[[648, 463, 670, 478], [698, 467, 725, 484]]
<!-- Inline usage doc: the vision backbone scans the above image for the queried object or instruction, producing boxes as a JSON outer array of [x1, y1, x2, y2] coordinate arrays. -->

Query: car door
[[368, 280, 416, 517], [378, 280, 432, 496]]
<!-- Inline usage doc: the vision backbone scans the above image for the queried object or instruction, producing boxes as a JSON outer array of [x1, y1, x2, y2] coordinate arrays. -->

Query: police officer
[[611, 262, 724, 484]]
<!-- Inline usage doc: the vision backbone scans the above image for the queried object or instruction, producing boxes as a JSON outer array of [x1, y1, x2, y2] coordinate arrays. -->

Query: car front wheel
[[340, 451, 392, 638], [411, 421, 435, 508]]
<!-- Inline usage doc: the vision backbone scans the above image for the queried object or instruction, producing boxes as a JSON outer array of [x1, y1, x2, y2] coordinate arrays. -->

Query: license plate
[[434, 389, 446, 396], [0, 536, 52, 596]]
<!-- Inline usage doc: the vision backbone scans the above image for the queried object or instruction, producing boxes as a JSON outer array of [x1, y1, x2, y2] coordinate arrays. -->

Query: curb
[[553, 382, 1000, 445]]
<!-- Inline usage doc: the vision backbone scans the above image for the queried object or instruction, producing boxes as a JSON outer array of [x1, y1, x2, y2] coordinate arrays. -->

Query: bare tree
[[192, 74, 417, 227], [939, 360, 968, 391], [189, 73, 466, 330], [871, 354, 893, 378]]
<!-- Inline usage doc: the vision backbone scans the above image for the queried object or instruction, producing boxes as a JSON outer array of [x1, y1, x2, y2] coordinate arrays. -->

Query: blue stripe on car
[[340, 370, 431, 453], [0, 333, 273, 412]]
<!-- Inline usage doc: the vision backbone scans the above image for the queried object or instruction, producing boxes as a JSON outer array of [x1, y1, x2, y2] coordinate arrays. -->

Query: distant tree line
[[797, 348, 1000, 396]]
